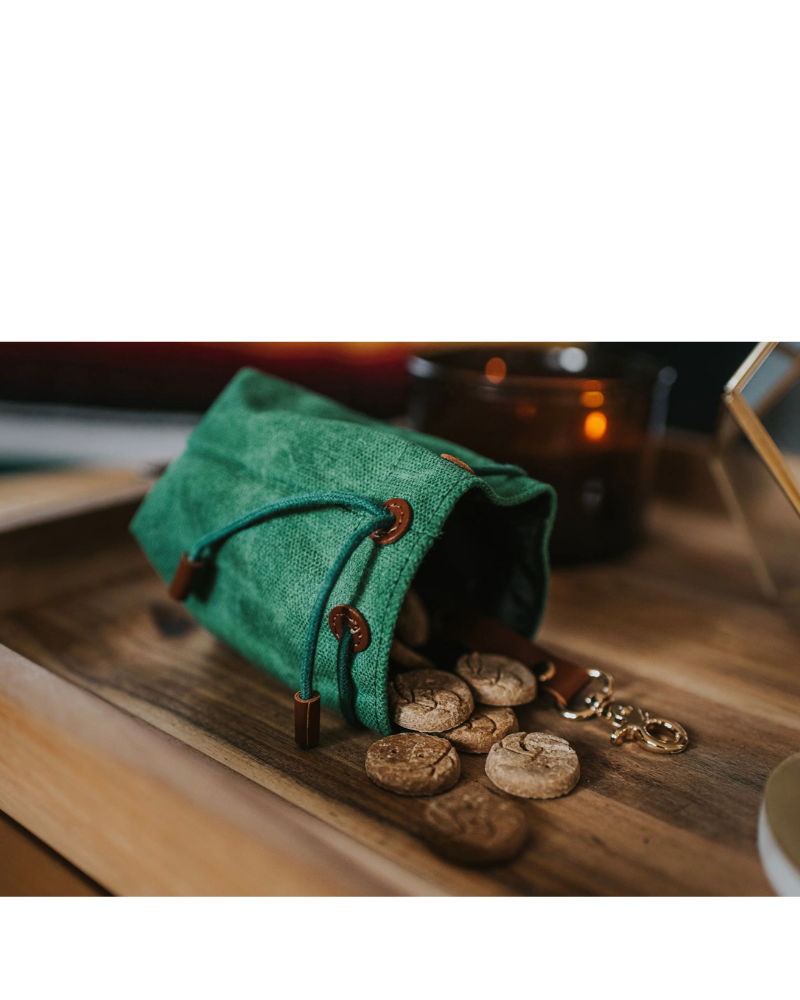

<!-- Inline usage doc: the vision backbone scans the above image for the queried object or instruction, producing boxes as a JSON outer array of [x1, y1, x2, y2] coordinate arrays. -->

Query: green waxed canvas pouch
[[130, 367, 556, 738]]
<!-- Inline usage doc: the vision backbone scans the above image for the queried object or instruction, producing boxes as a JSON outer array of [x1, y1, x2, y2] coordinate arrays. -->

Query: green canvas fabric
[[130, 368, 557, 735]]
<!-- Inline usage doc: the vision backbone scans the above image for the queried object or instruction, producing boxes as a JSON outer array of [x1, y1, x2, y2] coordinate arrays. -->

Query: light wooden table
[[0, 484, 797, 895]]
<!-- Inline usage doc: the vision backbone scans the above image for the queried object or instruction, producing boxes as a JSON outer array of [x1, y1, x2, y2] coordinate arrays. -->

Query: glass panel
[[740, 345, 798, 411], [718, 343, 800, 602]]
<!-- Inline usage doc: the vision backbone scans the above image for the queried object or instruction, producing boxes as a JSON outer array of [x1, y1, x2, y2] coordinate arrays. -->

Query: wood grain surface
[[0, 466, 151, 534], [1, 498, 798, 895], [0, 809, 105, 896], [0, 642, 440, 896]]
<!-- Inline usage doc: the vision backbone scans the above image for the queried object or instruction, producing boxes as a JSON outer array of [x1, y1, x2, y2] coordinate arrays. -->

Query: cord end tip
[[168, 553, 204, 601], [294, 691, 321, 748]]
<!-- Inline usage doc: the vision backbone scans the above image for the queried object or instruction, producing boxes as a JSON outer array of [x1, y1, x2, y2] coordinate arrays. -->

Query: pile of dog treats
[[364, 590, 580, 867]]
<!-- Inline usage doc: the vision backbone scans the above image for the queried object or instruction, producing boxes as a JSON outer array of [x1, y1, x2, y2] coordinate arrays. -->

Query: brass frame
[[711, 342, 800, 601]]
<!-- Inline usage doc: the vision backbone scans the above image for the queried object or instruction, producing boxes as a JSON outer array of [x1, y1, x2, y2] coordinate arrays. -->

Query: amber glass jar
[[408, 346, 674, 564]]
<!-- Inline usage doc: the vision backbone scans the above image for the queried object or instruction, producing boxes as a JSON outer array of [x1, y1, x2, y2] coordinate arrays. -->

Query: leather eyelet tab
[[440, 453, 475, 474], [328, 604, 371, 652], [370, 498, 412, 545]]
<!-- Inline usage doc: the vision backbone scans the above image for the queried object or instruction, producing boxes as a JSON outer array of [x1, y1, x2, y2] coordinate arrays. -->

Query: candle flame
[[485, 357, 507, 384], [580, 390, 604, 408], [584, 411, 607, 441]]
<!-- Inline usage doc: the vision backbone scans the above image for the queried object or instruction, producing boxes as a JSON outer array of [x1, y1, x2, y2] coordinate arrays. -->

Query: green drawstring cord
[[187, 491, 393, 707], [184, 465, 526, 723], [336, 626, 357, 726], [187, 492, 390, 564], [296, 506, 390, 701]]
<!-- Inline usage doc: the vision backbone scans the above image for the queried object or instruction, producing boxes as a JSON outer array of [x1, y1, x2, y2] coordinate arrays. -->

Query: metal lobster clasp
[[602, 701, 688, 754], [555, 664, 689, 755]]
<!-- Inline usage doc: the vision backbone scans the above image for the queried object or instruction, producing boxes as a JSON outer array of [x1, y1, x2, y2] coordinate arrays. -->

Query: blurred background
[[0, 341, 754, 427], [0, 341, 759, 562]]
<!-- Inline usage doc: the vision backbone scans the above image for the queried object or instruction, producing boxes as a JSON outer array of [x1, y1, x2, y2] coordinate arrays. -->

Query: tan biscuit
[[388, 668, 474, 732], [442, 705, 519, 754], [365, 733, 460, 796], [395, 588, 431, 648], [454, 652, 538, 706], [485, 732, 580, 799], [390, 638, 436, 672], [422, 783, 528, 865]]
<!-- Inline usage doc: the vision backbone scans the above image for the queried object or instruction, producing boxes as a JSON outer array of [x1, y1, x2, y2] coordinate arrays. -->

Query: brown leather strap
[[440, 608, 592, 711]]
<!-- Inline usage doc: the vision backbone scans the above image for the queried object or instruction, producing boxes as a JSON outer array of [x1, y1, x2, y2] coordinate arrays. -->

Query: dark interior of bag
[[411, 487, 554, 663]]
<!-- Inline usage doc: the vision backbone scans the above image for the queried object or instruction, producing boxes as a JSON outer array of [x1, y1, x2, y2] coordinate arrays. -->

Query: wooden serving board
[[0, 466, 152, 534], [1, 496, 798, 894]]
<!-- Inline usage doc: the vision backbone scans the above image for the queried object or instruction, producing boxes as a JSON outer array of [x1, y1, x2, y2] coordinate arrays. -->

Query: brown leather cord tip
[[370, 498, 413, 545], [440, 453, 475, 474], [294, 691, 321, 748], [328, 604, 371, 652], [168, 553, 204, 601]]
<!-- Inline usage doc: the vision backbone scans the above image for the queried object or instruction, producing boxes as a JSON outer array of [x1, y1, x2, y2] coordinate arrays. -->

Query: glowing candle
[[409, 347, 672, 563], [580, 390, 604, 408], [484, 357, 507, 384], [584, 411, 608, 441]]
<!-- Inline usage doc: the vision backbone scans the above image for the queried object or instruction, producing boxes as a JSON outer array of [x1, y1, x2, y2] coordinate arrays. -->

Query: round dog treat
[[422, 783, 528, 866], [443, 705, 519, 754], [455, 652, 538, 706], [485, 732, 580, 799], [365, 733, 461, 796], [390, 638, 436, 672], [388, 669, 474, 732], [395, 588, 430, 648]]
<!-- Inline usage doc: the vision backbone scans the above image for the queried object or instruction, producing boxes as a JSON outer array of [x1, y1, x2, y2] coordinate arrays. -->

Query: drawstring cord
[[176, 463, 527, 742], [187, 492, 391, 564], [336, 626, 357, 726], [186, 491, 393, 708], [294, 505, 390, 701]]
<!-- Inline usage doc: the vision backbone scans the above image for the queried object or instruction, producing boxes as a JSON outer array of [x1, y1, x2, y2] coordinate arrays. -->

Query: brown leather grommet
[[370, 498, 413, 545], [440, 453, 475, 474], [328, 604, 371, 652], [168, 553, 204, 601], [294, 691, 321, 748]]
